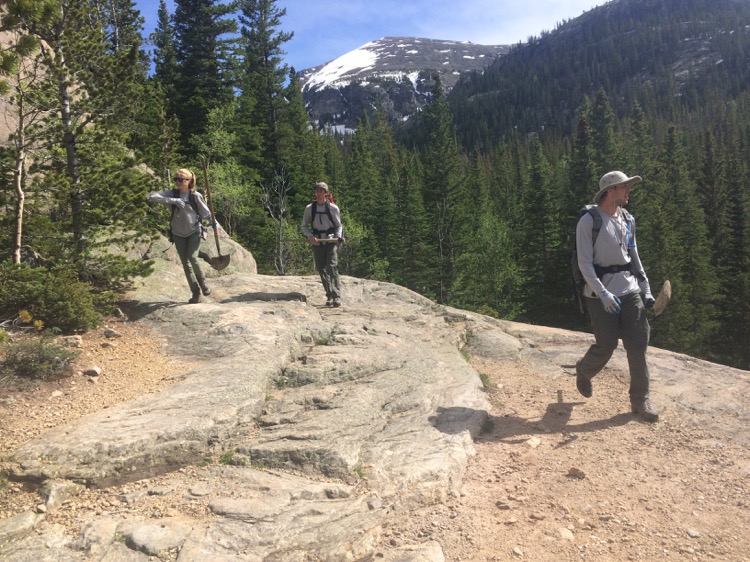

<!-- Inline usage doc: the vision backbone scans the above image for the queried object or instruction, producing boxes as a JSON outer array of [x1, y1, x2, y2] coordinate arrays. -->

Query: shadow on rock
[[119, 300, 180, 321], [429, 406, 489, 436], [222, 292, 308, 304], [482, 406, 634, 444]]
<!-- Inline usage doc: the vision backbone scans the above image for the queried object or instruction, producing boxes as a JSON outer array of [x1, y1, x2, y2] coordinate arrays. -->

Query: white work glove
[[171, 198, 185, 209], [599, 290, 621, 314]]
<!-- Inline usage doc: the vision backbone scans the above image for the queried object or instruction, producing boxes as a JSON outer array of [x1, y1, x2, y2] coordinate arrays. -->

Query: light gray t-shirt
[[148, 189, 212, 238], [301, 201, 343, 240], [576, 206, 649, 298]]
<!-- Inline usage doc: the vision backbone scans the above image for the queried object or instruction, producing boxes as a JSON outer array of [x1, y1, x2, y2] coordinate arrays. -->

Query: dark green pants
[[173, 231, 204, 292], [578, 292, 651, 403], [312, 243, 340, 299]]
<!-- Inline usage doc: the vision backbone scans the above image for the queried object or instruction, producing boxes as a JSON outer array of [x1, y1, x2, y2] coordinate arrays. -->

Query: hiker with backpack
[[573, 171, 659, 422], [301, 181, 343, 307], [148, 168, 216, 304]]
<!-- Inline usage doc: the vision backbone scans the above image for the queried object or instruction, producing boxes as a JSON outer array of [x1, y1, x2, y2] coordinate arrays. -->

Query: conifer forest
[[0, 0, 748, 370]]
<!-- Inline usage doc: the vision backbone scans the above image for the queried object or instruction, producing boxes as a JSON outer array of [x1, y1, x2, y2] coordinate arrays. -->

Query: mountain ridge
[[297, 36, 509, 132]]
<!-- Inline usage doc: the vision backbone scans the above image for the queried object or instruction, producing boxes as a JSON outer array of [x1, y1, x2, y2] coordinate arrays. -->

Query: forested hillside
[[446, 0, 750, 149], [0, 0, 747, 370]]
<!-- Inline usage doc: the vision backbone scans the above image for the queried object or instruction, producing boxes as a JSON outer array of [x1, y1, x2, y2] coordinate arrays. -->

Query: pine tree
[[4, 0, 156, 285], [451, 152, 519, 317], [590, 88, 621, 177], [560, 99, 599, 320], [0, 3, 48, 265], [150, 0, 179, 116], [567, 97, 596, 210], [172, 0, 238, 156], [389, 153, 433, 296], [698, 130, 730, 263], [237, 0, 293, 182], [712, 123, 750, 368], [278, 68, 322, 213], [516, 137, 561, 321], [421, 77, 465, 303], [650, 126, 719, 355], [345, 118, 388, 279]]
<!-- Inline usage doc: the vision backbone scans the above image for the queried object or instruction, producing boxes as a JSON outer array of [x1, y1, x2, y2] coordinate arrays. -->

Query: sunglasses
[[173, 177, 188, 183]]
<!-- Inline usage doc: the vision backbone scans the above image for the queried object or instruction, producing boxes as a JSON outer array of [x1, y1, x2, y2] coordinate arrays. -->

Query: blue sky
[[136, 0, 605, 71]]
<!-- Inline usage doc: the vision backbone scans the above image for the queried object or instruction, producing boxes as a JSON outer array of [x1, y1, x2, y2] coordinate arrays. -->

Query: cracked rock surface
[[1, 237, 748, 561]]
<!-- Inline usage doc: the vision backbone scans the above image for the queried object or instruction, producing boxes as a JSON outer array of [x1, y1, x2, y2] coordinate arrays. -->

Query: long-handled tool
[[281, 238, 339, 243], [199, 156, 230, 271]]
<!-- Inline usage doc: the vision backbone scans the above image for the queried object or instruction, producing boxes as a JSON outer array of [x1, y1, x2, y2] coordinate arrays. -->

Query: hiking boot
[[198, 278, 211, 296], [332, 297, 341, 308], [188, 286, 201, 304], [325, 298, 334, 307], [631, 400, 659, 423], [576, 372, 592, 398]]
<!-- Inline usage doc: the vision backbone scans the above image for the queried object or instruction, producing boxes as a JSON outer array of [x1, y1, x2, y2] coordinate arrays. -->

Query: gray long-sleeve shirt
[[301, 201, 342, 241], [576, 206, 651, 298], [148, 189, 212, 238]]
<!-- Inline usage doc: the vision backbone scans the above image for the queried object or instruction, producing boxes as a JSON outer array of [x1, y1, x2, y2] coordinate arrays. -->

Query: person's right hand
[[308, 235, 317, 244], [599, 290, 621, 314], [172, 198, 185, 209]]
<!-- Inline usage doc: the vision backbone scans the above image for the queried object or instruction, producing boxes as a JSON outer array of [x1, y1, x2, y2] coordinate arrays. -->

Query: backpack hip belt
[[594, 262, 646, 282]]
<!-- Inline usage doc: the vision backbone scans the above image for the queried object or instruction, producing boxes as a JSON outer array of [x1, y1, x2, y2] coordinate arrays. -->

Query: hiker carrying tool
[[301, 181, 343, 308], [148, 168, 216, 304], [574, 171, 659, 422]]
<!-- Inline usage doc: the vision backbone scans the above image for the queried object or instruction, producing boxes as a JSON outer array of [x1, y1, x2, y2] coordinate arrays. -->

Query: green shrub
[[1, 337, 80, 381], [479, 372, 494, 392], [0, 262, 110, 333]]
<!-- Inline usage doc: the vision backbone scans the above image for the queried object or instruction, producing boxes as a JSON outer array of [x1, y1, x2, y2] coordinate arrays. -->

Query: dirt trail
[[1, 323, 748, 561], [386, 356, 750, 561]]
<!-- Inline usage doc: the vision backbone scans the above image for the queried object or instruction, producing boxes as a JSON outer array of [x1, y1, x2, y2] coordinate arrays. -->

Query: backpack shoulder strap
[[187, 192, 200, 215], [620, 207, 636, 249], [324, 201, 334, 224], [587, 206, 602, 246]]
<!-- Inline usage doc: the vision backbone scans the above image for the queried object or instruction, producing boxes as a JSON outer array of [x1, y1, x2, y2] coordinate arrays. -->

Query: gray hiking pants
[[173, 230, 205, 291], [312, 243, 340, 299], [578, 292, 651, 403]]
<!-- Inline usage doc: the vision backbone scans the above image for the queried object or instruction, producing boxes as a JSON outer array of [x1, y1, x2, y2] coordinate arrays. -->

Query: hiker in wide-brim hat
[[593, 171, 642, 204], [574, 170, 659, 423]]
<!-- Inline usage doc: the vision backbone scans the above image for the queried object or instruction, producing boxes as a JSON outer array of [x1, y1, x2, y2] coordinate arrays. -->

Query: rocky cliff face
[[298, 37, 510, 132]]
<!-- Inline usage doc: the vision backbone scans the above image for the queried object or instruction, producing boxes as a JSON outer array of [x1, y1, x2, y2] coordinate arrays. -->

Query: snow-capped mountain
[[298, 37, 509, 133]]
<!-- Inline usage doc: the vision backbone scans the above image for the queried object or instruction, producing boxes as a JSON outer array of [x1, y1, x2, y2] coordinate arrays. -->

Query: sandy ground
[[1, 321, 748, 561]]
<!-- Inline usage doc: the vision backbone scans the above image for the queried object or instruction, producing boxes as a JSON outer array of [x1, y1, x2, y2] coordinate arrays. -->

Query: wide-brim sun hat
[[314, 181, 329, 191], [593, 171, 641, 203]]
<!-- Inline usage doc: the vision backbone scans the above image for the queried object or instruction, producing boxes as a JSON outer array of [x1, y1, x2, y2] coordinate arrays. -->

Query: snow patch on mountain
[[299, 37, 509, 94], [303, 42, 379, 91], [297, 37, 510, 132]]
